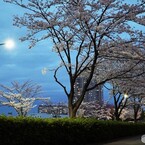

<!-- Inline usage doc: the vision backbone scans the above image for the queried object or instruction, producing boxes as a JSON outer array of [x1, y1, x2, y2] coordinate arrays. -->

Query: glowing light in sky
[[124, 93, 128, 99], [4, 39, 15, 50]]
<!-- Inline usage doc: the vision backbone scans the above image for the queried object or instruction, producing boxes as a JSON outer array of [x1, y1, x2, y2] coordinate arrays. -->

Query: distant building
[[74, 76, 103, 103], [38, 103, 68, 115]]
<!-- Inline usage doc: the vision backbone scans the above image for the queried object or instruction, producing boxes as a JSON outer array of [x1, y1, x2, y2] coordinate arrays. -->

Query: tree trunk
[[134, 111, 137, 123], [114, 112, 120, 121], [69, 105, 77, 118], [134, 107, 138, 123], [68, 90, 84, 118], [68, 93, 77, 118]]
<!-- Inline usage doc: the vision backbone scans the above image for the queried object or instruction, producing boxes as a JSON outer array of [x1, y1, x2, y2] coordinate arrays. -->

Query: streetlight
[[0, 39, 15, 50], [124, 93, 129, 99]]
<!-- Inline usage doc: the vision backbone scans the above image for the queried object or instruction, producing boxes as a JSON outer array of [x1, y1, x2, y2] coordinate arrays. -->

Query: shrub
[[0, 116, 144, 145]]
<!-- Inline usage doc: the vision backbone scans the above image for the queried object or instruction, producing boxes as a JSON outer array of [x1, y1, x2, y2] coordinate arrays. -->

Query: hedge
[[0, 116, 144, 145]]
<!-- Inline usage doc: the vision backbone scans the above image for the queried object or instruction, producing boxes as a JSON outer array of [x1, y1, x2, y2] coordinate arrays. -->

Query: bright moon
[[5, 39, 15, 50]]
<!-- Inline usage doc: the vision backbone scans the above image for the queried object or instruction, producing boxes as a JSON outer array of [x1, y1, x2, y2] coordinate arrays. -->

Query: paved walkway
[[101, 135, 144, 145], [88, 135, 145, 145]]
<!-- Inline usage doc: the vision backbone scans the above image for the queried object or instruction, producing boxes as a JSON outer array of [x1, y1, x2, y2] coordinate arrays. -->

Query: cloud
[[3, 63, 16, 68]]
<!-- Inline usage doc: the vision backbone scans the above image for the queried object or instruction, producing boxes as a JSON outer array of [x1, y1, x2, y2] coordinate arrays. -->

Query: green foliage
[[0, 116, 144, 145]]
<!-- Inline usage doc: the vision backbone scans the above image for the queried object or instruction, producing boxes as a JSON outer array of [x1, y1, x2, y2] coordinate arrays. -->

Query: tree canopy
[[4, 0, 145, 117], [0, 81, 45, 116]]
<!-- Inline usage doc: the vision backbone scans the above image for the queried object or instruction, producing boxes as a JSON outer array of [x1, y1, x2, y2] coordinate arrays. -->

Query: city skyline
[[74, 76, 103, 103]]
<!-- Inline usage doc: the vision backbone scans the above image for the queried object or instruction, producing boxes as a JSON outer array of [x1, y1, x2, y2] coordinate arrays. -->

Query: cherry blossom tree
[[105, 80, 130, 121], [0, 81, 46, 117], [4, 0, 145, 117], [128, 96, 144, 122], [77, 101, 112, 120], [120, 107, 142, 122], [120, 76, 145, 122], [107, 74, 145, 121]]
